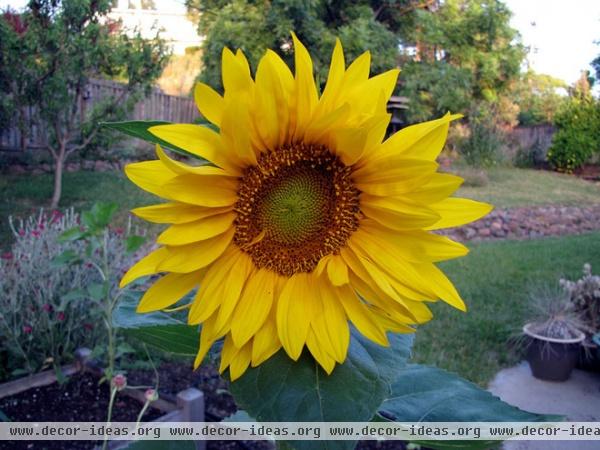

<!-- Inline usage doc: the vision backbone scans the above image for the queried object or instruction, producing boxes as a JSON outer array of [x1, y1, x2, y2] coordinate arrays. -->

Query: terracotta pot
[[523, 323, 585, 382]]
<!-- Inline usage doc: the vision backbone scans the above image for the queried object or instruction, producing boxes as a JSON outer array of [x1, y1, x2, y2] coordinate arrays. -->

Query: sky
[[1, 0, 599, 87], [504, 0, 600, 85]]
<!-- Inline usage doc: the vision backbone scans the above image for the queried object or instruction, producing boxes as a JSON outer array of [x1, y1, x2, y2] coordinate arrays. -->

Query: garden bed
[[0, 362, 270, 450]]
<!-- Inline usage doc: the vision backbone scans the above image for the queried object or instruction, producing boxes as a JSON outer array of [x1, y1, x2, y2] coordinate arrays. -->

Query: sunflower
[[120, 35, 492, 380]]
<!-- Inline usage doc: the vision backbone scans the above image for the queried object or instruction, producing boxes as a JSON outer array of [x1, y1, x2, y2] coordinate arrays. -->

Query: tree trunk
[[50, 154, 64, 208]]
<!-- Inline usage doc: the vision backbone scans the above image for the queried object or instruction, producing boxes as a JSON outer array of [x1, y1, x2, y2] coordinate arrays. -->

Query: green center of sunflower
[[234, 144, 360, 276], [259, 166, 331, 245]]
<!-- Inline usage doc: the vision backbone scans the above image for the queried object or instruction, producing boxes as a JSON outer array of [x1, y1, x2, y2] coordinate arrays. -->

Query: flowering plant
[[106, 37, 554, 449]]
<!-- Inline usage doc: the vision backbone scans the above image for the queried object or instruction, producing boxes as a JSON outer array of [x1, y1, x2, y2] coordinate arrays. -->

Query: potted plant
[[522, 286, 586, 381], [560, 264, 600, 372]]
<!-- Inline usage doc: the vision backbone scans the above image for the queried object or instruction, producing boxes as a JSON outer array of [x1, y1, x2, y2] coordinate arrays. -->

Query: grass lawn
[[413, 231, 600, 386], [456, 166, 600, 208], [0, 171, 154, 245]]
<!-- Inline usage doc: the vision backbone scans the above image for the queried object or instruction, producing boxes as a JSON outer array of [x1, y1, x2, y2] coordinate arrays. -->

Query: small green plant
[[547, 98, 600, 172], [525, 284, 584, 340]]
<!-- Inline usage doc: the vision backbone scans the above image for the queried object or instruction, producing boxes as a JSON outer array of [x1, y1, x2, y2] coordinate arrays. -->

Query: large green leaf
[[101, 120, 206, 161], [113, 292, 199, 356], [230, 330, 414, 450], [378, 364, 561, 450]]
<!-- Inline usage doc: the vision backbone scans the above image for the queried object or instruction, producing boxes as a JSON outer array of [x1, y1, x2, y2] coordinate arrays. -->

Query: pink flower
[[83, 323, 94, 330], [1, 252, 13, 260], [144, 389, 159, 402], [18, 228, 25, 237], [114, 227, 124, 236], [42, 303, 53, 313], [111, 374, 127, 391], [31, 230, 40, 238], [56, 312, 65, 321], [23, 325, 33, 334]]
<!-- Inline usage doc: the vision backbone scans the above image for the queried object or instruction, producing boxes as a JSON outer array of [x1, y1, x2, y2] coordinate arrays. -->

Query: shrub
[[459, 104, 506, 167], [547, 99, 600, 172], [0, 208, 146, 380]]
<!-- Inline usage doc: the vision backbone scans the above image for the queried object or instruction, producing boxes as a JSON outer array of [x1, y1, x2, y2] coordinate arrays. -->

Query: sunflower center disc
[[234, 144, 360, 276]]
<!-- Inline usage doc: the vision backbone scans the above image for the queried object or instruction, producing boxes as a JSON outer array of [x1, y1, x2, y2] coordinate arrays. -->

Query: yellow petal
[[342, 51, 371, 89], [360, 194, 441, 230], [120, 247, 169, 288], [222, 47, 253, 94], [194, 317, 217, 369], [188, 249, 240, 324], [352, 157, 438, 184], [220, 97, 258, 166], [124, 160, 176, 199], [155, 145, 235, 177], [137, 271, 202, 313], [214, 251, 254, 330], [405, 173, 464, 203], [313, 38, 345, 119], [306, 328, 336, 374], [132, 202, 232, 224], [157, 212, 236, 245], [158, 228, 234, 273], [415, 263, 466, 311], [345, 238, 430, 302], [231, 269, 276, 347], [291, 33, 318, 140], [251, 316, 282, 367], [375, 113, 462, 161], [194, 82, 224, 126], [229, 341, 252, 381], [358, 224, 469, 262], [149, 124, 242, 175], [219, 334, 238, 373], [254, 53, 289, 150], [348, 272, 422, 324], [327, 254, 349, 286], [160, 175, 237, 207], [337, 284, 388, 346], [276, 273, 317, 360], [317, 278, 350, 362], [425, 198, 494, 230]]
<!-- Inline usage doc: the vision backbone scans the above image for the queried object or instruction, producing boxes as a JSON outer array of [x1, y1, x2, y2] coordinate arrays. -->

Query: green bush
[[459, 104, 505, 167], [547, 99, 600, 172]]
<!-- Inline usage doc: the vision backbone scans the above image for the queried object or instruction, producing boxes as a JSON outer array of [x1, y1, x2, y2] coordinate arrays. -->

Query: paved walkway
[[488, 362, 600, 450], [440, 204, 600, 242]]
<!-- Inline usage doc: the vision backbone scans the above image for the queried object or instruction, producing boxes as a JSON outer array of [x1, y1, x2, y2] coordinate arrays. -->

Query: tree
[[397, 0, 525, 122], [0, 0, 169, 207], [510, 70, 567, 125], [186, 0, 428, 92]]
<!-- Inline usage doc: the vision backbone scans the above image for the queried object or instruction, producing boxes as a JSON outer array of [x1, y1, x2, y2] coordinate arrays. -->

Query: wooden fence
[[0, 78, 199, 152]]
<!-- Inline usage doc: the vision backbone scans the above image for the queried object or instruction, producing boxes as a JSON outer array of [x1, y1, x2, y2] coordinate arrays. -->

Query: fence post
[[177, 388, 206, 450]]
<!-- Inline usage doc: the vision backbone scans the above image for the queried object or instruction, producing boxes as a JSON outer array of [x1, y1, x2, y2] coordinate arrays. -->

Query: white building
[[108, 0, 203, 55]]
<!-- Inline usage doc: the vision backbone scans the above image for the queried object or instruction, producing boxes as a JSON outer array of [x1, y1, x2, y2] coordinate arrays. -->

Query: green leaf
[[58, 227, 86, 242], [379, 364, 561, 450], [101, 120, 206, 161], [51, 249, 80, 267], [87, 283, 106, 301], [126, 235, 146, 253], [113, 293, 199, 356], [91, 202, 119, 229], [230, 330, 414, 450], [0, 409, 10, 422]]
